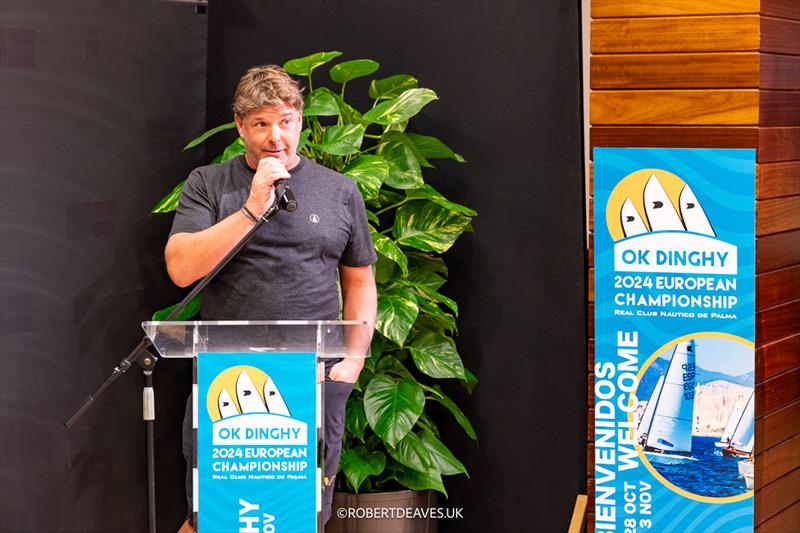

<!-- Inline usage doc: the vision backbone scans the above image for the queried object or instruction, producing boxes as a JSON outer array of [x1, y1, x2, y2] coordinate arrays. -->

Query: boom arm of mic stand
[[64, 202, 281, 428]]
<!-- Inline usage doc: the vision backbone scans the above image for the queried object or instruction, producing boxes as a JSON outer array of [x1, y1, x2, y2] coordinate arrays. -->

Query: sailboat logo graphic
[[605, 169, 737, 276], [206, 365, 307, 446], [606, 169, 715, 242], [207, 366, 291, 422]]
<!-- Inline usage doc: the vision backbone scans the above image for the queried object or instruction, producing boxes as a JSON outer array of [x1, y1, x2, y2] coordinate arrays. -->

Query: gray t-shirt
[[169, 155, 377, 320]]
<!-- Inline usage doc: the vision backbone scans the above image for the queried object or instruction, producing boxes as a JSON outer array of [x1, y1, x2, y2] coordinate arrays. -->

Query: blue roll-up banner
[[197, 352, 317, 533], [593, 148, 756, 533]]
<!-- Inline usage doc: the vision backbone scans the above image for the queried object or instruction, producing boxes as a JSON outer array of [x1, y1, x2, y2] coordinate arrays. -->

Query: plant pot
[[327, 489, 439, 533]]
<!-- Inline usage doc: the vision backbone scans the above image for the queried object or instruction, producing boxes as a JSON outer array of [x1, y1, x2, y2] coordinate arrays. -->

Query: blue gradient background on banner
[[594, 148, 755, 533], [198, 352, 317, 533]]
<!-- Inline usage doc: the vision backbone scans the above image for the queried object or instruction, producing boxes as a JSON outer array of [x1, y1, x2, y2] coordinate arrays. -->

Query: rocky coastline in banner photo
[[593, 148, 756, 533]]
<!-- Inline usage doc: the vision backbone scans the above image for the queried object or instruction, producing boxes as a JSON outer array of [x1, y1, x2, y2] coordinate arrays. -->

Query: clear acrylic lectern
[[143, 320, 371, 533]]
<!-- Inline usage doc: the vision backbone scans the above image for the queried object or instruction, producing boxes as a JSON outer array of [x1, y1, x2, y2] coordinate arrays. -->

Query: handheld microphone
[[274, 180, 298, 212]]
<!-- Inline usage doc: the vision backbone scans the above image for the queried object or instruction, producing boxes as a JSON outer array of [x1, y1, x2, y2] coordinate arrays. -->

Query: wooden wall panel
[[755, 468, 800, 524], [589, 4, 800, 528], [587, 303, 594, 338], [756, 230, 800, 273], [757, 500, 800, 533], [760, 91, 800, 126], [591, 53, 759, 89], [757, 300, 800, 344], [757, 334, 800, 381], [760, 54, 800, 90], [756, 367, 800, 415], [757, 161, 800, 199], [590, 126, 759, 150], [756, 400, 800, 454], [591, 0, 759, 18], [756, 266, 800, 309], [756, 401, 800, 452], [758, 127, 800, 162], [756, 195, 800, 235], [760, 18, 800, 55], [592, 17, 760, 53], [590, 90, 759, 125], [761, 0, 800, 20], [756, 433, 800, 486]]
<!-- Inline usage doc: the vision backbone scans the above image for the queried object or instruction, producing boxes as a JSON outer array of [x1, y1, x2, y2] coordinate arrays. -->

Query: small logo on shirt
[[309, 214, 320, 224]]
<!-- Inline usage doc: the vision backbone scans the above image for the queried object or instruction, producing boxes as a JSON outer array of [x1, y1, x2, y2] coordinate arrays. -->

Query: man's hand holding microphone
[[243, 157, 291, 219]]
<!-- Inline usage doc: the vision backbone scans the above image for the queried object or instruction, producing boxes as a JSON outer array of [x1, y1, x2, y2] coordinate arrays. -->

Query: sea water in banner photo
[[593, 148, 755, 533]]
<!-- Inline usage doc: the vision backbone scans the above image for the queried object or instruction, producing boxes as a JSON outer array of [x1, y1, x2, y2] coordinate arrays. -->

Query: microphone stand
[[65, 189, 294, 533]]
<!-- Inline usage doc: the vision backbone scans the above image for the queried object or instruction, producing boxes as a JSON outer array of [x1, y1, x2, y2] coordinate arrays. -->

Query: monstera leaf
[[387, 431, 433, 473], [393, 201, 472, 253], [316, 124, 365, 156], [371, 227, 408, 275], [341, 447, 386, 493], [418, 428, 466, 476], [363, 88, 438, 125], [304, 88, 340, 117], [408, 330, 465, 380], [369, 74, 419, 100], [376, 286, 418, 346], [343, 155, 388, 201], [283, 51, 342, 76], [377, 138, 423, 189], [406, 133, 465, 163], [364, 375, 425, 447], [330, 59, 380, 84]]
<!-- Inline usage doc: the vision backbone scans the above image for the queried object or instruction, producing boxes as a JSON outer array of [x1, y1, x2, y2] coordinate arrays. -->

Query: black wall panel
[[0, 0, 586, 530], [0, 1, 207, 531], [207, 1, 586, 531]]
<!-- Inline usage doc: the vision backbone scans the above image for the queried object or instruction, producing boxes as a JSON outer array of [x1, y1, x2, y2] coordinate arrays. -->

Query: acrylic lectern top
[[142, 320, 371, 359]]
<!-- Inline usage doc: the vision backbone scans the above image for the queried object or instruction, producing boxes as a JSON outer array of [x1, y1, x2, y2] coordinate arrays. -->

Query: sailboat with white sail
[[737, 440, 755, 490], [715, 399, 743, 449], [722, 390, 754, 458], [636, 340, 698, 464]]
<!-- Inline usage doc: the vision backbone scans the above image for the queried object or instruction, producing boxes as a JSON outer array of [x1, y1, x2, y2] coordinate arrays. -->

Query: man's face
[[235, 103, 303, 170]]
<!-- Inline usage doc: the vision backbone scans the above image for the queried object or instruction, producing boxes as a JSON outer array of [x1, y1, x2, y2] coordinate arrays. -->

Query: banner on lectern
[[593, 148, 755, 533], [198, 352, 317, 533]]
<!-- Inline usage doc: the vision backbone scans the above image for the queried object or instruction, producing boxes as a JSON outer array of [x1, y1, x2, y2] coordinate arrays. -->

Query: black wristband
[[240, 205, 258, 223]]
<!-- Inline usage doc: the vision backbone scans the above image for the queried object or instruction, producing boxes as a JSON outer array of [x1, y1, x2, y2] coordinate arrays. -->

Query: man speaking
[[165, 65, 377, 532]]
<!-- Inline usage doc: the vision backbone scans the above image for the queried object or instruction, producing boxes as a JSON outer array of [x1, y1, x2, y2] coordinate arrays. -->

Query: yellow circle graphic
[[206, 365, 271, 422], [628, 332, 754, 504], [606, 168, 688, 242]]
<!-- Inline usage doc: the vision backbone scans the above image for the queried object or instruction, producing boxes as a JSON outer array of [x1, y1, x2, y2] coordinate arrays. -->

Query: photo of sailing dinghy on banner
[[634, 336, 754, 498]]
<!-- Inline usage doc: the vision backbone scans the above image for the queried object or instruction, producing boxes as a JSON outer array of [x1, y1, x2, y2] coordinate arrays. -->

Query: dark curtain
[[0, 1, 207, 531], [206, 1, 587, 531]]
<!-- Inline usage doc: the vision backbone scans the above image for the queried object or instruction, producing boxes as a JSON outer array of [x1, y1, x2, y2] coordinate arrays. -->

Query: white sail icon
[[679, 184, 715, 236], [643, 174, 685, 231], [621, 198, 648, 237], [236, 370, 267, 413], [218, 388, 239, 418], [263, 377, 291, 416]]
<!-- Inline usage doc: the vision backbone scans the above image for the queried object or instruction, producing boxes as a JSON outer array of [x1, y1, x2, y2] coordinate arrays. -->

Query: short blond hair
[[232, 65, 304, 117]]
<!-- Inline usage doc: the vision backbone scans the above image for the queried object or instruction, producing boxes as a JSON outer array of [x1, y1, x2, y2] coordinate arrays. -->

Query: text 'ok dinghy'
[[636, 340, 699, 465]]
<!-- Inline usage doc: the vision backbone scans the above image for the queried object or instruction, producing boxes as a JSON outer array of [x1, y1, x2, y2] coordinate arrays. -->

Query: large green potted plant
[[153, 52, 478, 530]]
